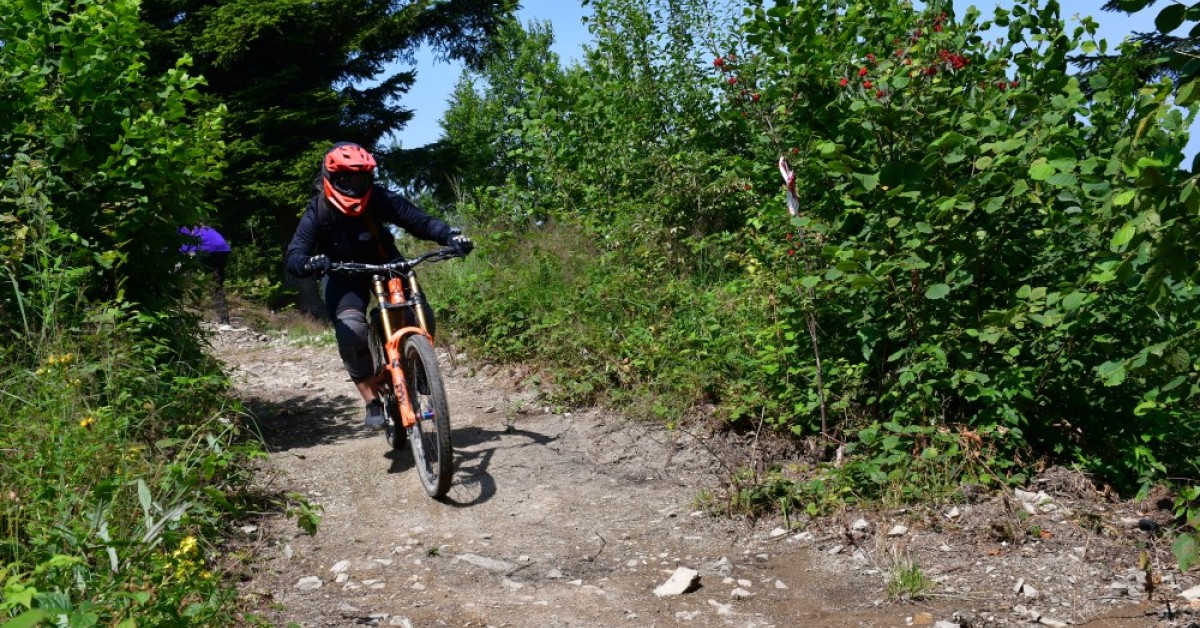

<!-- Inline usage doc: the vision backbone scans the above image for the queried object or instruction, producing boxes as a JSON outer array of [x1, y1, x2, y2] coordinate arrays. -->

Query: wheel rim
[[408, 364, 441, 479]]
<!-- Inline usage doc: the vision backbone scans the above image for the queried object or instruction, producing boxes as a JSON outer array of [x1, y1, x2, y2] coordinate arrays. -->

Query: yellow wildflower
[[173, 535, 198, 558], [79, 416, 96, 429]]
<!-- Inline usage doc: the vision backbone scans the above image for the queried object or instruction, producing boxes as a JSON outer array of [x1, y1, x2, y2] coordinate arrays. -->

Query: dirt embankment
[[211, 325, 1198, 627]]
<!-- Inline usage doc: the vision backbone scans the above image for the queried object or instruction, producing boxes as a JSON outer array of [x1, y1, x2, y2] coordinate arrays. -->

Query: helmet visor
[[329, 171, 373, 198]]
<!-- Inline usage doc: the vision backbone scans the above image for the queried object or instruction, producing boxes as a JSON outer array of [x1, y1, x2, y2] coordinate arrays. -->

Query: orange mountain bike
[[328, 246, 465, 498]]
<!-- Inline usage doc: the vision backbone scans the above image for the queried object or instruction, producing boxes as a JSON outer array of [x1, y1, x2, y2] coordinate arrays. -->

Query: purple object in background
[[179, 225, 231, 254]]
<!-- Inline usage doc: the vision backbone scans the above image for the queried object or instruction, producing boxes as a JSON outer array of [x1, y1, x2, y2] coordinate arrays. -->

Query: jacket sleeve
[[378, 187, 453, 244], [285, 202, 321, 278]]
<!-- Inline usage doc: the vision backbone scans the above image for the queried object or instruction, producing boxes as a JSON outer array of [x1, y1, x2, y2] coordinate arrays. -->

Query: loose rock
[[654, 567, 700, 597]]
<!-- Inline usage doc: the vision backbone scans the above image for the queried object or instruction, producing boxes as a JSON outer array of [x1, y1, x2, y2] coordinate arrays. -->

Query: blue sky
[[392, 1, 1195, 156]]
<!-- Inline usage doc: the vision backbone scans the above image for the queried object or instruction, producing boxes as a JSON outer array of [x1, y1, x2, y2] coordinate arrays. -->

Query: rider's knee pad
[[334, 308, 372, 381]]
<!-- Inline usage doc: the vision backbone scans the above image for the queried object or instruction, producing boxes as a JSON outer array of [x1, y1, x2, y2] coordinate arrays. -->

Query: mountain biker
[[179, 224, 232, 325], [285, 142, 473, 429]]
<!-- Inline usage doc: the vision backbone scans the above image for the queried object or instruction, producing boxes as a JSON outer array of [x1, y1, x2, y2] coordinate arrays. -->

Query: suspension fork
[[372, 275, 419, 429]]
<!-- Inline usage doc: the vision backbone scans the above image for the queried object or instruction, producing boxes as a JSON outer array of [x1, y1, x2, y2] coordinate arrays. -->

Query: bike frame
[[371, 271, 432, 430]]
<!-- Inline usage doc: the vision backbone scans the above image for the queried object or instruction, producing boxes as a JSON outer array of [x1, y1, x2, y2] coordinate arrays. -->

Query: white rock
[[706, 599, 733, 617], [501, 578, 525, 590], [335, 573, 349, 584], [769, 527, 788, 538], [711, 556, 734, 577], [388, 618, 414, 628], [887, 525, 909, 536], [933, 622, 961, 628], [456, 553, 515, 573], [850, 518, 870, 532], [1180, 584, 1200, 602], [1013, 578, 1025, 594], [654, 567, 700, 597], [827, 544, 845, 555], [675, 611, 701, 621], [331, 560, 350, 573], [730, 587, 754, 600], [295, 576, 322, 591], [774, 579, 788, 589], [945, 507, 961, 519], [1023, 584, 1040, 600]]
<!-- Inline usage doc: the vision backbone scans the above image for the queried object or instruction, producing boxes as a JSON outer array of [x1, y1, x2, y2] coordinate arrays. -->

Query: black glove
[[445, 229, 474, 255], [304, 254, 331, 276]]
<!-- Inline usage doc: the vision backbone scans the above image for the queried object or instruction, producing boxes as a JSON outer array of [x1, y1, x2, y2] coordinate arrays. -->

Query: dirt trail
[[212, 326, 1193, 627]]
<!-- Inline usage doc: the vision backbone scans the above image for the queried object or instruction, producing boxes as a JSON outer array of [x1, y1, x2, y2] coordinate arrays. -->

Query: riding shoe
[[364, 400, 386, 429]]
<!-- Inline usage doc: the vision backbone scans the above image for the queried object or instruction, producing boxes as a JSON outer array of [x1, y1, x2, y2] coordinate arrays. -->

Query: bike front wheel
[[403, 335, 452, 497]]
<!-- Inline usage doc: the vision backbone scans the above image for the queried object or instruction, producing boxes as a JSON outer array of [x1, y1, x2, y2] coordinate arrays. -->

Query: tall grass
[[427, 218, 770, 422], [0, 300, 258, 625]]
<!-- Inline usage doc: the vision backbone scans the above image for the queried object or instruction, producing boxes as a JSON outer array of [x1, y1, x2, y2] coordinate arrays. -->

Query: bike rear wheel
[[403, 335, 452, 497]]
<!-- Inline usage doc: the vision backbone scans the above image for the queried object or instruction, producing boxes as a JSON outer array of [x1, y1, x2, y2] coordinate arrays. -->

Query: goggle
[[329, 171, 373, 197]]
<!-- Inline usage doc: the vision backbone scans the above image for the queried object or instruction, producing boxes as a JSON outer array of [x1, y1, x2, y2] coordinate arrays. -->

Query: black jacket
[[285, 185, 453, 278]]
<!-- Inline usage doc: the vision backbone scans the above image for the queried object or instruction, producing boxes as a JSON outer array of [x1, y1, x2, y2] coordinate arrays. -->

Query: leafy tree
[[1, 0, 224, 337], [1095, 1, 1200, 85], [136, 0, 519, 289], [440, 19, 563, 201]]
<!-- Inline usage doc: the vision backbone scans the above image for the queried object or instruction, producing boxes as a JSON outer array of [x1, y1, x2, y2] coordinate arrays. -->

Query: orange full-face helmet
[[322, 142, 377, 216]]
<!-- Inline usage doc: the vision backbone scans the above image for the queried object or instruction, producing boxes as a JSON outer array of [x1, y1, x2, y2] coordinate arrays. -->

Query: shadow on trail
[[440, 423, 562, 508], [245, 394, 375, 453], [385, 438, 415, 474]]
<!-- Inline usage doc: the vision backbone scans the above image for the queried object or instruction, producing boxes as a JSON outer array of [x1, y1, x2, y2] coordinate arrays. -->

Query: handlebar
[[327, 246, 465, 275]]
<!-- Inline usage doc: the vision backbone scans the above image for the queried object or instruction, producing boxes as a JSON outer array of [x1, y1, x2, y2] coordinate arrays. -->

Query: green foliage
[[284, 492, 323, 536], [137, 0, 520, 291], [1, 1, 224, 333], [885, 556, 934, 601], [438, 0, 1198, 550], [0, 307, 258, 624], [1, 1, 259, 621], [726, 0, 1198, 492]]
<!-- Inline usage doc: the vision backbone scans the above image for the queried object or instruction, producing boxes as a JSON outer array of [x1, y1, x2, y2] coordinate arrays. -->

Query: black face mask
[[329, 171, 373, 197]]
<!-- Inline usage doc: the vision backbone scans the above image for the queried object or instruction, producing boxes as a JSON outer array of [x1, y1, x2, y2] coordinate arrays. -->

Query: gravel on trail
[[210, 324, 1198, 627]]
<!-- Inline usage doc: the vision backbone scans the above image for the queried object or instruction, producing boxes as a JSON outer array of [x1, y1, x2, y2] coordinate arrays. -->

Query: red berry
[[790, 147, 799, 155], [786, 232, 793, 240], [728, 76, 738, 85], [997, 81, 1008, 91], [858, 66, 869, 77], [934, 24, 943, 32], [744, 184, 752, 191], [876, 89, 884, 98], [866, 53, 877, 63], [1010, 80, 1019, 88], [839, 77, 849, 87], [713, 57, 725, 68], [788, 249, 795, 256], [751, 93, 761, 102], [863, 80, 872, 89]]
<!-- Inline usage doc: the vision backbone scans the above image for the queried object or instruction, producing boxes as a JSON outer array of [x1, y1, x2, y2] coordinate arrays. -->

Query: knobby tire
[[404, 335, 452, 497]]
